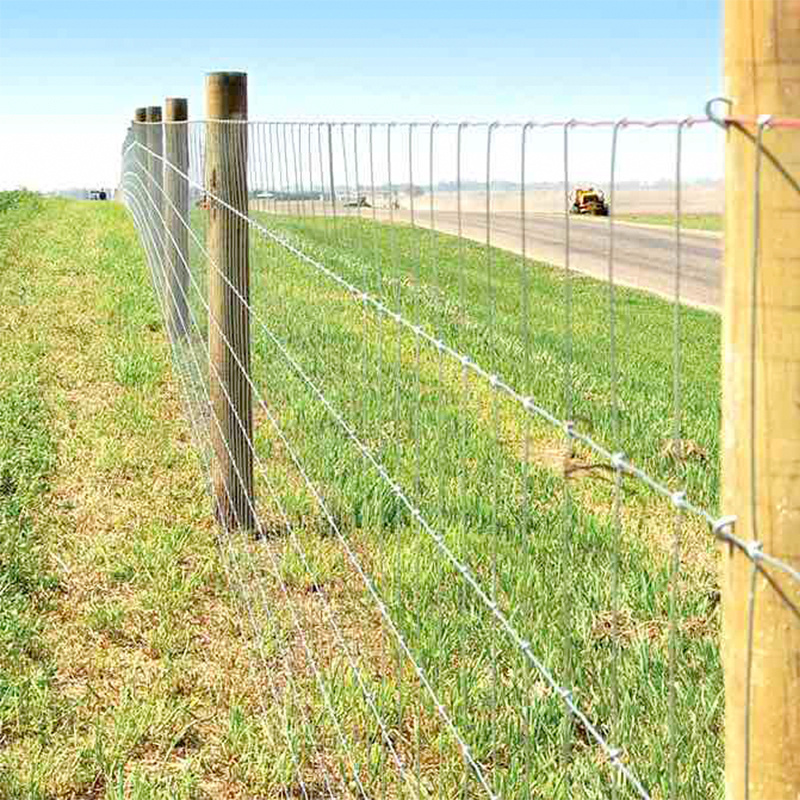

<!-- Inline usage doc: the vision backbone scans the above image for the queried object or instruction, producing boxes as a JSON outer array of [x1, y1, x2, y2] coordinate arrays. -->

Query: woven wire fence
[[119, 113, 798, 799]]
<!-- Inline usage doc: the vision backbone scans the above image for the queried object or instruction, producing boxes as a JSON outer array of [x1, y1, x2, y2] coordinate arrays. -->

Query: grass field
[[0, 193, 298, 798], [2, 192, 723, 798], [190, 206, 723, 797], [615, 213, 722, 232]]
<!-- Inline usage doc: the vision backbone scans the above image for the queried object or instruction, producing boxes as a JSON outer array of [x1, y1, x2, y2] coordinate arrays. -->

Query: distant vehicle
[[569, 187, 608, 216], [89, 189, 107, 201], [343, 195, 371, 208]]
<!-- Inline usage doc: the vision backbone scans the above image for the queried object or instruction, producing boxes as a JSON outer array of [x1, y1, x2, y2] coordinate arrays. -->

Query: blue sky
[[0, 0, 723, 189]]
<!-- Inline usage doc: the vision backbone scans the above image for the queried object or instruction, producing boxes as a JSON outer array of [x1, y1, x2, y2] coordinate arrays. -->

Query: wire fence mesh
[[119, 111, 799, 799]]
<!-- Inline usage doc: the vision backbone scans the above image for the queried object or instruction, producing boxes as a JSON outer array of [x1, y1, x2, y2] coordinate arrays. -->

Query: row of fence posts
[[124, 9, 800, 790], [130, 72, 254, 533]]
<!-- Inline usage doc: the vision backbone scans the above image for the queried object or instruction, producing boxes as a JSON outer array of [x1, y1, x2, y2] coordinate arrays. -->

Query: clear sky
[[0, 0, 723, 190]]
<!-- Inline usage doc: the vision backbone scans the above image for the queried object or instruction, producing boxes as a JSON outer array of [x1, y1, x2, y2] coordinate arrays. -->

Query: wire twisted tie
[[489, 374, 499, 388], [523, 396, 536, 412], [711, 514, 737, 538], [461, 354, 471, 367], [611, 451, 627, 471], [608, 747, 623, 763], [670, 490, 688, 510], [746, 540, 764, 562], [564, 420, 576, 438], [757, 113, 774, 128], [705, 96, 733, 129]]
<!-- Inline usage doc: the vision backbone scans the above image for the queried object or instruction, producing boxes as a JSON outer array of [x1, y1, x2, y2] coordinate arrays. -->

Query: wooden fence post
[[205, 71, 255, 531], [145, 105, 163, 205], [722, 1, 800, 797], [164, 97, 190, 340], [133, 107, 147, 176], [145, 105, 165, 302]]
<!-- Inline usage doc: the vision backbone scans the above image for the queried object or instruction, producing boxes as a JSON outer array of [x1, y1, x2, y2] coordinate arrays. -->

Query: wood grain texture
[[205, 73, 255, 531], [722, 1, 800, 797], [164, 98, 189, 341]]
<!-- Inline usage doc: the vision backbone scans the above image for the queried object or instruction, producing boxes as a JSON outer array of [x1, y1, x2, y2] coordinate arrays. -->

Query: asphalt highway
[[391, 210, 722, 310]]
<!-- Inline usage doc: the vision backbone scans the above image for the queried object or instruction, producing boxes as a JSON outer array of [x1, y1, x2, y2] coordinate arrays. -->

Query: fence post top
[[206, 72, 247, 121], [165, 97, 188, 122], [146, 106, 162, 122], [206, 70, 247, 79], [134, 107, 147, 122]]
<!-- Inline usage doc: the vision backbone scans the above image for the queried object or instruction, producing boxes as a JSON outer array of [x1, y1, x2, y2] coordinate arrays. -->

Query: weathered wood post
[[145, 105, 165, 303], [205, 71, 255, 531], [133, 107, 147, 177], [164, 97, 190, 340], [722, 1, 800, 797]]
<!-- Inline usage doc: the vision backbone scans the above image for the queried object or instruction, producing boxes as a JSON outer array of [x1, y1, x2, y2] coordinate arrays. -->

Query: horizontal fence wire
[[119, 112, 799, 800]]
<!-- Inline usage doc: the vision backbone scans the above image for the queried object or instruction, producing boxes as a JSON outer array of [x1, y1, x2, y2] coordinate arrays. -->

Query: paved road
[[389, 210, 723, 310], [257, 201, 723, 310]]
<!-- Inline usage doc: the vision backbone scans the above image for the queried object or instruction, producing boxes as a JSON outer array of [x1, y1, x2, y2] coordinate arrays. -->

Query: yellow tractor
[[570, 187, 609, 216]]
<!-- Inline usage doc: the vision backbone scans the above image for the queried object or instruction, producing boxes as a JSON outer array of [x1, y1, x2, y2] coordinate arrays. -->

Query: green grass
[[0, 192, 59, 764], [0, 196, 307, 799], [184, 208, 724, 797], [0, 189, 41, 214], [1, 193, 724, 799], [616, 213, 722, 232]]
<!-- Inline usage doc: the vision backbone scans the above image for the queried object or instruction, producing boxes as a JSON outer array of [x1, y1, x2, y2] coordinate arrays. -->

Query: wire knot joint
[[670, 490, 688, 511]]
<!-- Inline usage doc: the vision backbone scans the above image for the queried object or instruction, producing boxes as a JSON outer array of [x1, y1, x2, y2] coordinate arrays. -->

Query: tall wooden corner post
[[205, 71, 256, 531], [164, 97, 190, 341], [722, 1, 800, 798]]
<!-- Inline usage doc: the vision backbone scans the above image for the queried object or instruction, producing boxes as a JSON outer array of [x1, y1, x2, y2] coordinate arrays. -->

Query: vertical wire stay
[[455, 120, 471, 800], [407, 122, 424, 800], [520, 122, 535, 800], [120, 113, 800, 800], [560, 121, 575, 792], [608, 119, 622, 800], [668, 120, 687, 800], [485, 121, 500, 796], [743, 115, 768, 800]]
